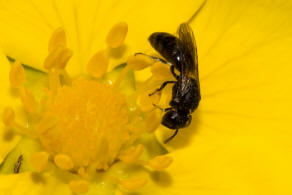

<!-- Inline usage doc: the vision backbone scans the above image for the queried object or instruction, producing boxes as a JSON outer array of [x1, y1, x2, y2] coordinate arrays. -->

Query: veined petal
[[154, 0, 292, 194], [156, 0, 292, 151], [149, 134, 292, 195], [0, 0, 205, 75]]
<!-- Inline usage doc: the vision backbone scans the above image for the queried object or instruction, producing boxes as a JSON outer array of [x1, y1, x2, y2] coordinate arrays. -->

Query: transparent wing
[[177, 23, 200, 92]]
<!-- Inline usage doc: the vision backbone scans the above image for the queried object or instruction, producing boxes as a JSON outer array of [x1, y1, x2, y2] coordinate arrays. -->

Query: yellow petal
[[154, 0, 292, 194], [156, 0, 292, 151], [0, 0, 205, 76], [0, 172, 71, 195], [0, 137, 41, 173], [148, 134, 292, 195]]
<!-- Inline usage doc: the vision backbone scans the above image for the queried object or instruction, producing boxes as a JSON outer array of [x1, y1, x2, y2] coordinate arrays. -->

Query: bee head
[[161, 110, 192, 130]]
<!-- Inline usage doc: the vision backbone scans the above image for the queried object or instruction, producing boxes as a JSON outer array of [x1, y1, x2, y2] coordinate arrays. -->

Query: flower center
[[39, 79, 130, 170], [4, 23, 173, 194]]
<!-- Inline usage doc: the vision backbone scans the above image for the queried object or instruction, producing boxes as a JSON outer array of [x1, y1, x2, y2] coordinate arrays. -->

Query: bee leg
[[149, 81, 176, 96], [170, 65, 179, 80], [152, 104, 172, 112], [164, 129, 179, 143], [134, 52, 170, 65]]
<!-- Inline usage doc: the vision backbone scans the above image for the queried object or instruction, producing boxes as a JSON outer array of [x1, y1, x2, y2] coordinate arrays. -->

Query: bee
[[136, 23, 201, 143]]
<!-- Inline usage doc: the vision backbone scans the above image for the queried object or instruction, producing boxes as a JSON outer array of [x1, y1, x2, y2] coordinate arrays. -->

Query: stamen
[[48, 70, 61, 92], [78, 167, 88, 179], [119, 177, 147, 191], [113, 54, 155, 89], [2, 107, 15, 127], [9, 61, 25, 88], [127, 55, 155, 71], [34, 114, 59, 136], [54, 154, 74, 170], [137, 89, 161, 112], [44, 44, 64, 70], [148, 155, 173, 171], [144, 110, 161, 133], [151, 62, 172, 79], [86, 50, 109, 78], [48, 27, 67, 52], [69, 180, 89, 194], [56, 48, 73, 69], [30, 151, 49, 172], [20, 88, 36, 114], [2, 108, 33, 136], [119, 144, 144, 163], [106, 22, 128, 48], [113, 65, 130, 89]]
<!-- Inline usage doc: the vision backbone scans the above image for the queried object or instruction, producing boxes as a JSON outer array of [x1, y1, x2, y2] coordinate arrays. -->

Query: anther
[[54, 154, 74, 170], [151, 62, 172, 79], [20, 88, 36, 114], [148, 155, 173, 171], [127, 55, 155, 71], [119, 177, 147, 191], [48, 27, 67, 52], [106, 22, 128, 48], [10, 61, 25, 88], [2, 107, 15, 127], [119, 144, 144, 163], [137, 89, 161, 112], [86, 50, 109, 78]]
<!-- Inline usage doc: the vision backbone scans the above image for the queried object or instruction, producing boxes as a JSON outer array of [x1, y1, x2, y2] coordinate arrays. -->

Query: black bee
[[136, 23, 201, 143]]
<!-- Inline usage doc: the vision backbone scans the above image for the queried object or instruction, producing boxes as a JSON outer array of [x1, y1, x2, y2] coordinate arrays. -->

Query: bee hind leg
[[134, 52, 170, 65], [149, 81, 176, 96]]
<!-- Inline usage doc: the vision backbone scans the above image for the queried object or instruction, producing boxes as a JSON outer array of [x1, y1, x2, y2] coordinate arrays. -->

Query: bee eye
[[174, 98, 179, 103]]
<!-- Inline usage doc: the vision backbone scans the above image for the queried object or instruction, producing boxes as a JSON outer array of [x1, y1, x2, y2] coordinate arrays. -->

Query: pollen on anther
[[127, 55, 155, 71], [137, 89, 161, 112], [151, 62, 172, 79], [144, 110, 161, 133], [9, 61, 25, 88], [106, 22, 128, 48], [20, 88, 36, 114], [119, 144, 144, 163], [56, 48, 73, 69], [48, 27, 67, 52], [54, 154, 74, 170], [86, 50, 109, 78], [2, 107, 15, 127], [120, 177, 148, 191], [148, 155, 173, 171]]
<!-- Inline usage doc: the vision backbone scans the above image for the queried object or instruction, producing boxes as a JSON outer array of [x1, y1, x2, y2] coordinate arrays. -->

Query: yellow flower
[[0, 0, 291, 195], [0, 0, 204, 194]]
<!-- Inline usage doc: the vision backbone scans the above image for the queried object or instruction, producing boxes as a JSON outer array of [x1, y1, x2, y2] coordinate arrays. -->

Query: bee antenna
[[164, 129, 179, 144]]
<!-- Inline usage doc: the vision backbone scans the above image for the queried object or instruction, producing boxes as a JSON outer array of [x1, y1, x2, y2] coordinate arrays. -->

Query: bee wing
[[177, 23, 199, 80]]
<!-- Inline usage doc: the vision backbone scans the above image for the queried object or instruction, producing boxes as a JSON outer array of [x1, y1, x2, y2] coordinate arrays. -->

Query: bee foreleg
[[149, 81, 176, 96], [170, 65, 179, 79], [152, 104, 172, 112], [134, 52, 170, 65]]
